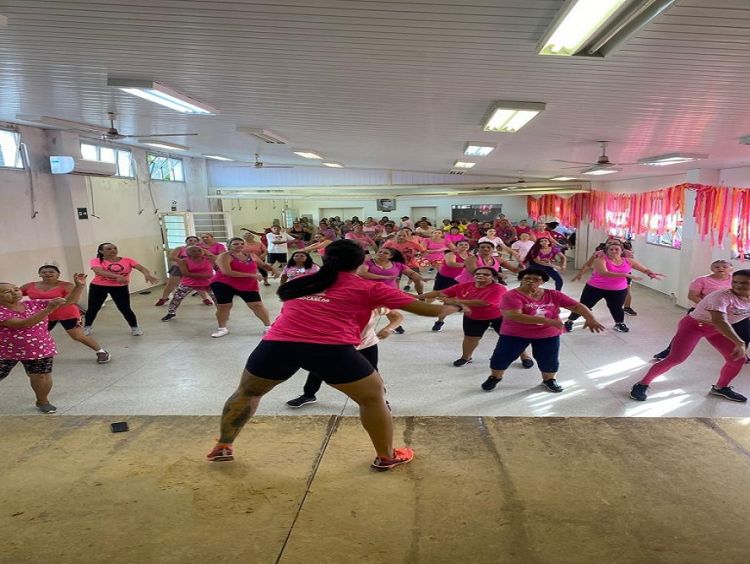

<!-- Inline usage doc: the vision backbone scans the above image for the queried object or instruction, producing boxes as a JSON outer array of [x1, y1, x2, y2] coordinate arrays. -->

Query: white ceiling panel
[[1, 0, 750, 180]]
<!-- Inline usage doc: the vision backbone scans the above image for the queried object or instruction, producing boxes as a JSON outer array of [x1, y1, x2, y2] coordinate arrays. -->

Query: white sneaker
[[83, 326, 92, 336], [211, 328, 229, 338], [131, 327, 144, 336]]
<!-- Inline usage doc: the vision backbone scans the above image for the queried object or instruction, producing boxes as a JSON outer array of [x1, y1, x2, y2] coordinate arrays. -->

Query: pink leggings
[[641, 315, 744, 387]]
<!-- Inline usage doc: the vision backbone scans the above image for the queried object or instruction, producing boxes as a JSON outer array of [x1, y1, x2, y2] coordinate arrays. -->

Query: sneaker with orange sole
[[371, 446, 414, 471], [206, 444, 234, 462]]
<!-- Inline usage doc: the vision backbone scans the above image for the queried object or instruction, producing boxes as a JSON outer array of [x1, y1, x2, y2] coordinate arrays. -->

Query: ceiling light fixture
[[236, 127, 288, 144], [464, 142, 496, 157], [107, 77, 218, 115], [453, 161, 477, 169], [204, 154, 233, 161], [538, 0, 676, 57], [483, 101, 546, 133], [293, 150, 324, 159], [550, 176, 577, 181], [139, 140, 189, 151], [637, 153, 708, 167], [322, 162, 344, 168], [582, 167, 619, 176]]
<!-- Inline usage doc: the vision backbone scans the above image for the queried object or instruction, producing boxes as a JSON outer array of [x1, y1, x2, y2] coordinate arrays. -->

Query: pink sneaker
[[206, 444, 234, 462], [371, 447, 414, 471]]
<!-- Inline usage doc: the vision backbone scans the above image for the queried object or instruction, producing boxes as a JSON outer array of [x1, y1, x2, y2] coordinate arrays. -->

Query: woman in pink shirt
[[161, 246, 217, 322], [444, 226, 467, 250], [652, 260, 743, 360], [630, 269, 750, 403], [207, 240, 462, 470], [359, 247, 424, 294], [420, 230, 450, 269], [0, 273, 86, 414], [84, 243, 160, 336], [482, 268, 604, 394], [344, 223, 376, 251], [198, 232, 227, 257], [525, 237, 566, 290], [564, 242, 663, 333], [280, 252, 320, 285]]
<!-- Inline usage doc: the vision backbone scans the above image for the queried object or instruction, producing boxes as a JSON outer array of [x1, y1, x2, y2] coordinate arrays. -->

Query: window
[[645, 212, 682, 250], [147, 153, 185, 182], [80, 143, 134, 177], [0, 129, 23, 168], [451, 204, 502, 222]]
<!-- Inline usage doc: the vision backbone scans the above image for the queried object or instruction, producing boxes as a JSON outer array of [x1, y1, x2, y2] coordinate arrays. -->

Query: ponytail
[[96, 242, 113, 264], [277, 240, 364, 301]]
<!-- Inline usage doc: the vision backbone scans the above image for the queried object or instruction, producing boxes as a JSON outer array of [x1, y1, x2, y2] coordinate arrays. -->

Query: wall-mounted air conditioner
[[50, 156, 117, 177]]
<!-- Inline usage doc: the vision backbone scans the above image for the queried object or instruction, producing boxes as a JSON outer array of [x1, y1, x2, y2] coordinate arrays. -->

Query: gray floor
[[3, 273, 749, 418]]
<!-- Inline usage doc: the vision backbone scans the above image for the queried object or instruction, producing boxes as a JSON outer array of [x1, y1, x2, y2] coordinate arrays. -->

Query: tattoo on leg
[[219, 392, 256, 443]]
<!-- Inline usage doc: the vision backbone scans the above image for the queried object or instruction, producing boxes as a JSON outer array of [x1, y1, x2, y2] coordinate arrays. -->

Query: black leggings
[[302, 344, 379, 397], [568, 284, 628, 324], [85, 284, 138, 328]]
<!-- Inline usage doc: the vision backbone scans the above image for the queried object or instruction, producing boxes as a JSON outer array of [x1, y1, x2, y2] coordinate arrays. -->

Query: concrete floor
[[3, 274, 750, 563], [2, 415, 750, 564]]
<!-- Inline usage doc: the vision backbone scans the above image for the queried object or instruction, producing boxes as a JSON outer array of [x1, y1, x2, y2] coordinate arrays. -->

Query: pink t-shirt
[[456, 255, 500, 283], [423, 240, 449, 262], [200, 242, 226, 256], [281, 264, 320, 281], [0, 299, 57, 360], [690, 289, 750, 325], [500, 289, 578, 339], [588, 257, 631, 291], [442, 282, 507, 320], [689, 275, 731, 300], [264, 272, 415, 346], [445, 233, 467, 246], [211, 255, 259, 291], [180, 257, 214, 288], [89, 257, 139, 287], [438, 253, 465, 279], [365, 258, 408, 289], [345, 232, 374, 249], [22, 284, 79, 321]]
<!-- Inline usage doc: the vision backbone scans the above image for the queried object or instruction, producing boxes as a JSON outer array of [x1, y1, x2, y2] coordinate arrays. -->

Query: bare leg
[[330, 372, 393, 458], [520, 348, 532, 361], [66, 327, 102, 352], [217, 370, 281, 444], [215, 303, 232, 328], [624, 287, 633, 308], [542, 371, 557, 381], [490, 368, 506, 380], [160, 276, 181, 300], [28, 372, 52, 405], [461, 336, 482, 360], [247, 302, 272, 326]]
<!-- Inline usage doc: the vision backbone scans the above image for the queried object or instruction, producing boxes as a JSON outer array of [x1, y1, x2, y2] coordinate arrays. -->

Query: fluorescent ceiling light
[[237, 127, 288, 144], [637, 153, 708, 166], [293, 150, 324, 159], [551, 176, 577, 181], [453, 161, 477, 169], [483, 101, 546, 133], [464, 142, 496, 157], [139, 139, 189, 151], [538, 0, 677, 57], [322, 162, 344, 168], [582, 167, 619, 176], [107, 77, 218, 115], [204, 154, 233, 161]]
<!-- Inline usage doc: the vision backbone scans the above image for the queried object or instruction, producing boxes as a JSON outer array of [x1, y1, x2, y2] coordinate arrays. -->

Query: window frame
[[146, 152, 185, 182], [0, 128, 24, 170], [79, 142, 134, 178]]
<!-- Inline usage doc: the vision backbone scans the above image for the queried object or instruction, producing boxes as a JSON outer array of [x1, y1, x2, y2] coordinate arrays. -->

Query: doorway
[[410, 206, 438, 225], [319, 207, 364, 221]]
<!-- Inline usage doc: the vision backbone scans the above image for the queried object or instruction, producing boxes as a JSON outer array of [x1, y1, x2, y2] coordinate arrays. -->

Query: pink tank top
[[588, 257, 631, 291], [181, 257, 214, 288], [439, 253, 466, 279], [22, 284, 80, 321], [456, 255, 499, 283], [211, 255, 259, 291]]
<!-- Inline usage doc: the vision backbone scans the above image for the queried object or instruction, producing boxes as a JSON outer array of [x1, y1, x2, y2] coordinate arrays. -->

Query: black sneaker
[[286, 395, 317, 408], [161, 313, 176, 322], [393, 326, 405, 334], [623, 307, 638, 316], [541, 379, 564, 393], [652, 350, 669, 361], [453, 357, 472, 367], [481, 376, 502, 391], [431, 321, 444, 332], [709, 386, 748, 402], [521, 358, 534, 369], [614, 323, 630, 333], [564, 320, 573, 332], [403, 285, 412, 292], [630, 383, 649, 401]]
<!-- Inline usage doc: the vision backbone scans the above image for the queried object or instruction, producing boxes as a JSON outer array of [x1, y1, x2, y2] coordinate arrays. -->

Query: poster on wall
[[377, 199, 396, 212]]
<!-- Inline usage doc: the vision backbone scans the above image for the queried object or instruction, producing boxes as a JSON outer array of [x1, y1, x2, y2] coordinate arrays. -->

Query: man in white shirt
[[265, 225, 296, 266]]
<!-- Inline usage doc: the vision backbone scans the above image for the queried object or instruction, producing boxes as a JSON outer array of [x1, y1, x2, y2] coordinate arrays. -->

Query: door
[[410, 206, 438, 225], [319, 207, 364, 221]]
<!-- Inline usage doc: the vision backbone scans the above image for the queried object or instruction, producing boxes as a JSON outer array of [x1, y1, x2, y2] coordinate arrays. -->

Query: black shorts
[[168, 264, 182, 277], [0, 357, 54, 380], [463, 316, 503, 337], [48, 318, 80, 331], [268, 252, 288, 264], [245, 340, 375, 385], [433, 272, 458, 291], [210, 282, 261, 305]]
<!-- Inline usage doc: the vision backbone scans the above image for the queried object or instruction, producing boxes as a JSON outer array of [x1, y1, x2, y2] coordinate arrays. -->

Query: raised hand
[[73, 273, 88, 285], [47, 297, 67, 309]]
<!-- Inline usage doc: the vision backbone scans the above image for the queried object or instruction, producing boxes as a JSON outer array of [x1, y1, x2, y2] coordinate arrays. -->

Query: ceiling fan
[[18, 111, 198, 142], [553, 141, 636, 172]]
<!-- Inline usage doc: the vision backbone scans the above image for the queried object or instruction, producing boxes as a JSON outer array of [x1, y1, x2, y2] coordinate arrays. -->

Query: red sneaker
[[155, 298, 168, 306], [371, 446, 414, 471], [206, 444, 234, 462], [202, 298, 214, 306]]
